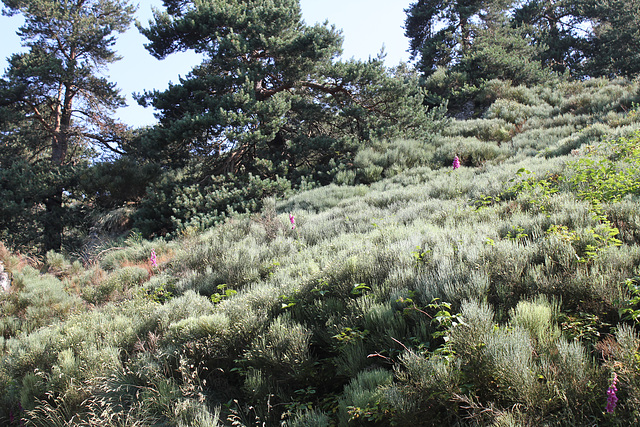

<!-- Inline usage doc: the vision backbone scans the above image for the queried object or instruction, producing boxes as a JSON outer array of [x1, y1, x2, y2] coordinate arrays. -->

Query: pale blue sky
[[0, 0, 413, 127]]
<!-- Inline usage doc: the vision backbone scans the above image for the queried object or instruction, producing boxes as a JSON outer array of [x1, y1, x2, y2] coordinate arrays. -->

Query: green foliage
[[620, 277, 640, 323], [143, 282, 175, 304], [133, 168, 292, 237], [420, 67, 481, 113], [135, 0, 438, 176], [0, 159, 91, 252], [119, 0, 445, 239], [503, 167, 559, 214], [404, 0, 502, 75], [337, 368, 394, 425], [559, 310, 611, 350], [0, 0, 137, 251], [4, 46, 640, 426], [407, 0, 640, 83], [81, 157, 160, 210], [458, 18, 552, 85], [0, 267, 82, 336], [0, 160, 48, 252], [581, 0, 640, 77], [512, 0, 589, 76], [210, 284, 237, 304], [567, 131, 640, 206], [1, 140, 638, 424]]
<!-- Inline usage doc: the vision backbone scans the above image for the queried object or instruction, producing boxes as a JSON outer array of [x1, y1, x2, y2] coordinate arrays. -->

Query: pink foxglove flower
[[452, 155, 460, 170], [150, 249, 157, 268], [606, 372, 618, 413], [289, 213, 296, 230]]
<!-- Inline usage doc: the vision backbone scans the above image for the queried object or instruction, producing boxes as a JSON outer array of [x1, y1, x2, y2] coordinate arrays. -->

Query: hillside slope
[[1, 77, 640, 425]]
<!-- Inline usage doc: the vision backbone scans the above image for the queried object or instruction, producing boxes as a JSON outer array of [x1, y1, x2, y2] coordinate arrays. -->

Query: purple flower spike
[[452, 155, 460, 170], [150, 249, 157, 268], [289, 213, 296, 230], [606, 372, 618, 413]]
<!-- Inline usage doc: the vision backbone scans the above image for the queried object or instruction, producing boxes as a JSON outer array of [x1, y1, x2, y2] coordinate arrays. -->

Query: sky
[[0, 0, 414, 128]]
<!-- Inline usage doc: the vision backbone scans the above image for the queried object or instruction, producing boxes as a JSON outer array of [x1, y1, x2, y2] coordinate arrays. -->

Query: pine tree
[[135, 0, 437, 179], [132, 0, 441, 236], [0, 0, 136, 250], [512, 0, 589, 76], [580, 0, 640, 77], [457, 12, 550, 85], [404, 0, 511, 76]]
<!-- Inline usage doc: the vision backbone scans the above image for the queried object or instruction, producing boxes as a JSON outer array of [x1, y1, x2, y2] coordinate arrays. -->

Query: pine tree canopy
[[0, 0, 136, 250], [405, 0, 640, 80], [0, 0, 136, 163], [134, 0, 441, 181]]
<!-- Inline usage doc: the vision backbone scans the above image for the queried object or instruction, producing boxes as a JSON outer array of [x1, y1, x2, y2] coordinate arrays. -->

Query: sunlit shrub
[[485, 98, 551, 124], [350, 139, 436, 184], [509, 295, 561, 353], [287, 408, 331, 427], [3, 75, 640, 425], [444, 118, 514, 143], [336, 368, 394, 426], [559, 78, 639, 115], [7, 268, 82, 334], [81, 266, 148, 305], [450, 299, 496, 357], [511, 124, 577, 154], [166, 312, 230, 343], [242, 314, 312, 383], [156, 291, 216, 332], [482, 79, 544, 106], [543, 123, 610, 158], [432, 136, 510, 169], [279, 184, 369, 213], [390, 352, 462, 425], [483, 326, 539, 406], [44, 250, 82, 277]]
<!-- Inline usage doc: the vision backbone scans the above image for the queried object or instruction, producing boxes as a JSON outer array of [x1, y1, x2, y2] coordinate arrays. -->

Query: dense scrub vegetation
[[2, 0, 640, 425], [2, 77, 640, 425]]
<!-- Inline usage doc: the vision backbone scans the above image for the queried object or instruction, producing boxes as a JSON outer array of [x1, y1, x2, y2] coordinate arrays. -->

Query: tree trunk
[[45, 83, 74, 250], [460, 17, 472, 54], [43, 188, 64, 251], [50, 133, 68, 165]]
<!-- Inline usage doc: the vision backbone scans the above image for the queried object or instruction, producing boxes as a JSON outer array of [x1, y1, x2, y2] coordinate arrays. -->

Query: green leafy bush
[[567, 131, 640, 206]]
